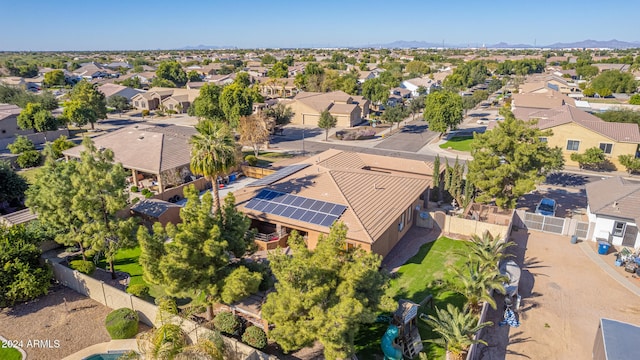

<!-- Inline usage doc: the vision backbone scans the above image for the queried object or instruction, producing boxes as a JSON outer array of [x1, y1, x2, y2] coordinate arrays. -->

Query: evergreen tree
[[262, 222, 390, 360], [318, 110, 337, 141], [431, 154, 441, 202], [63, 80, 107, 130]]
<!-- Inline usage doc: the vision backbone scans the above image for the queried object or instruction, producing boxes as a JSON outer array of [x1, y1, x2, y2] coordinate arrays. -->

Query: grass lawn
[[243, 151, 295, 167], [439, 137, 474, 152], [18, 167, 42, 185], [98, 246, 145, 287], [355, 237, 469, 360], [0, 347, 22, 360]]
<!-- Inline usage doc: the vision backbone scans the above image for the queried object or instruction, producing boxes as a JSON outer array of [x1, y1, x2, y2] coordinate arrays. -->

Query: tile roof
[[524, 105, 640, 143], [0, 103, 21, 121], [235, 149, 434, 244], [329, 103, 357, 115], [512, 91, 575, 109], [98, 83, 128, 98], [586, 176, 640, 224], [0, 209, 37, 227], [62, 124, 196, 174]]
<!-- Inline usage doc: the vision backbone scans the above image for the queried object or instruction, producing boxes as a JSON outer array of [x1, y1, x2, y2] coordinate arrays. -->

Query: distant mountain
[[179, 44, 231, 50], [366, 40, 447, 49], [545, 39, 640, 49], [487, 42, 536, 49]]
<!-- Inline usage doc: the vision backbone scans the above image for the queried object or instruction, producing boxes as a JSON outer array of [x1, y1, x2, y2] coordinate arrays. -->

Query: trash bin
[[571, 235, 578, 244], [597, 241, 611, 255], [229, 173, 237, 182]]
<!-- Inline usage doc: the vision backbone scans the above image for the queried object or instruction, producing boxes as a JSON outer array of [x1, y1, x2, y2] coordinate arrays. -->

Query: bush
[[213, 311, 241, 335], [105, 308, 139, 339], [141, 109, 150, 117], [130, 197, 140, 204], [244, 155, 258, 166], [70, 260, 96, 275], [126, 284, 149, 298], [130, 186, 139, 192], [337, 129, 376, 141], [242, 326, 267, 349], [16, 150, 42, 168]]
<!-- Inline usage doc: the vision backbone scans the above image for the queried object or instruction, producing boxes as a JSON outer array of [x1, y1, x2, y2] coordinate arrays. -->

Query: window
[[539, 137, 548, 143], [599, 143, 613, 155], [613, 221, 626, 237], [399, 213, 406, 232], [406, 206, 413, 225], [567, 140, 580, 151]]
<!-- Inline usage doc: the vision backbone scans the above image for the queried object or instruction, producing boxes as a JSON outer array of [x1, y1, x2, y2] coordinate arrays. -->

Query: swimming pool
[[82, 353, 125, 360]]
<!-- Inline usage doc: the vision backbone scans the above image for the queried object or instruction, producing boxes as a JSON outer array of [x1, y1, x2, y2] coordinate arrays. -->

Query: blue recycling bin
[[597, 241, 611, 255], [229, 173, 237, 182]]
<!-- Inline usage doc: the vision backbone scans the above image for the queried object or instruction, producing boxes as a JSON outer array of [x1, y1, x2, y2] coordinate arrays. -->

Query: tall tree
[[268, 61, 289, 78], [156, 61, 187, 87], [381, 105, 408, 130], [44, 69, 66, 87], [318, 110, 337, 141], [409, 95, 425, 120], [189, 120, 238, 215], [107, 95, 130, 115], [219, 83, 253, 127], [0, 161, 28, 206], [263, 103, 294, 128], [238, 114, 271, 157], [187, 70, 201, 83], [17, 102, 59, 133], [138, 187, 256, 319], [423, 91, 463, 135], [63, 80, 107, 130], [432, 154, 441, 202], [188, 83, 224, 121], [361, 77, 388, 106], [467, 110, 564, 209], [262, 223, 390, 360], [448, 261, 506, 313]]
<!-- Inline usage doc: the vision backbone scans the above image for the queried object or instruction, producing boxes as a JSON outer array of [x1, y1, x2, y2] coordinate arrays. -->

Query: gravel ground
[[0, 285, 148, 359]]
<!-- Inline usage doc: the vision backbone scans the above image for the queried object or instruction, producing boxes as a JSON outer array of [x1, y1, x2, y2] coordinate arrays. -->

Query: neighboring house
[[130, 87, 199, 113], [104, 62, 132, 70], [586, 176, 640, 248], [358, 68, 382, 84], [0, 76, 26, 87], [62, 124, 196, 193], [130, 198, 181, 227], [401, 76, 441, 96], [257, 78, 298, 98], [98, 83, 145, 102], [0, 104, 24, 140], [73, 62, 117, 79], [513, 105, 640, 170], [206, 73, 236, 86], [288, 91, 369, 127], [594, 63, 630, 73], [511, 89, 575, 113], [234, 149, 438, 257], [200, 63, 223, 76], [593, 318, 640, 360]]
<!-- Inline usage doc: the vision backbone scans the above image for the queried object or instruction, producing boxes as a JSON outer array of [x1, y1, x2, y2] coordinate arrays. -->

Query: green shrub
[[130, 186, 139, 192], [105, 308, 139, 339], [141, 109, 150, 117], [144, 192, 153, 199], [16, 150, 42, 168], [70, 260, 96, 275], [130, 197, 140, 204], [126, 284, 149, 298], [242, 326, 267, 349], [244, 155, 258, 166], [213, 311, 240, 335]]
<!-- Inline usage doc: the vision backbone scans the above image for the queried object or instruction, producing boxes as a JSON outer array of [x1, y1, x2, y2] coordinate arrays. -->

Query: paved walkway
[[62, 339, 139, 360], [578, 241, 640, 297], [381, 226, 439, 272]]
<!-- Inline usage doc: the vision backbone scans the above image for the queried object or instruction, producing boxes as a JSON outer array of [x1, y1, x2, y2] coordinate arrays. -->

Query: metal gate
[[574, 221, 590, 239], [623, 225, 638, 247], [523, 212, 565, 234]]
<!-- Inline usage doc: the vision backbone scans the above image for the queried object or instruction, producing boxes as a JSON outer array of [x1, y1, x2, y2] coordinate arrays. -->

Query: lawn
[[98, 246, 145, 287], [439, 137, 474, 152], [355, 237, 469, 360], [0, 346, 22, 360]]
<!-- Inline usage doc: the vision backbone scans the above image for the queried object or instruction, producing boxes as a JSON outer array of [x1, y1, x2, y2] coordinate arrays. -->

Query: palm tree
[[189, 120, 238, 215], [450, 261, 507, 313], [457, 231, 515, 271], [421, 304, 493, 360]]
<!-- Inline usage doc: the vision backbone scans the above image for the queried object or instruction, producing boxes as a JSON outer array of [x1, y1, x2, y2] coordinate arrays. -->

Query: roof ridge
[[590, 177, 640, 212], [326, 170, 374, 242]]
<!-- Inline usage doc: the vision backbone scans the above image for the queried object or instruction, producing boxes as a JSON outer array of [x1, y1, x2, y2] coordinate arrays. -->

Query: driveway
[[374, 119, 439, 152], [479, 230, 640, 360], [517, 186, 587, 218]]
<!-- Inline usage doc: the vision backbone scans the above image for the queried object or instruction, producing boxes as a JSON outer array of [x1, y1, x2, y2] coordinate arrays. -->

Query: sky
[[2, 0, 639, 51]]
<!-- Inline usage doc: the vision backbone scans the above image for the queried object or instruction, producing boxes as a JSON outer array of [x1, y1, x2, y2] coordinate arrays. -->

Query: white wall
[[592, 214, 638, 247]]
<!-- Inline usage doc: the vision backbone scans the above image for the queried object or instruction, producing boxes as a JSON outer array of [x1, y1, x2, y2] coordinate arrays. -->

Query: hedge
[[213, 311, 241, 335], [105, 308, 139, 339], [70, 260, 96, 275], [242, 326, 267, 349]]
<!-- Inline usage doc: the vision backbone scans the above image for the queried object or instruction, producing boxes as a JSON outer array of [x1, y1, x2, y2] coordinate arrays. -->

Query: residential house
[[130, 198, 181, 227], [514, 105, 640, 170], [73, 62, 117, 80], [206, 73, 236, 86], [594, 64, 630, 73], [234, 149, 438, 257], [401, 75, 443, 96], [105, 62, 132, 70], [586, 177, 640, 248], [200, 63, 223, 76], [358, 68, 382, 84], [130, 87, 199, 113], [511, 89, 576, 114], [288, 91, 369, 127], [98, 83, 145, 102], [257, 78, 298, 98], [0, 103, 68, 149], [62, 124, 196, 194]]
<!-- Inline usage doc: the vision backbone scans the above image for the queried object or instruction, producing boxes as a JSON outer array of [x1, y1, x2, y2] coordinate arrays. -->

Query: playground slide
[[381, 325, 403, 360]]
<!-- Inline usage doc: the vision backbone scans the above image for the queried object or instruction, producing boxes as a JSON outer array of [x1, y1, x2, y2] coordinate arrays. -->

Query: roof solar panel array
[[248, 164, 311, 187], [245, 189, 347, 228]]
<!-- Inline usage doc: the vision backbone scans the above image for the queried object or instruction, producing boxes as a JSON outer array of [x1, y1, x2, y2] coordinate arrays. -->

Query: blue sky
[[2, 0, 639, 50]]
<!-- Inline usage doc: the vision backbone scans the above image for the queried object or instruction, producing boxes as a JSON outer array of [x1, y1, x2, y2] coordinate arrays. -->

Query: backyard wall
[[0, 129, 70, 151], [47, 259, 277, 360], [420, 210, 512, 239]]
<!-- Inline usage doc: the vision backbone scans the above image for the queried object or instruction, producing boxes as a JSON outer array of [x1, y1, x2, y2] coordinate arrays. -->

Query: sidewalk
[[578, 241, 640, 297]]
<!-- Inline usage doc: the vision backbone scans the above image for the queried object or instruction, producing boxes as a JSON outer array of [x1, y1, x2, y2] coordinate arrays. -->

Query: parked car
[[535, 198, 557, 217]]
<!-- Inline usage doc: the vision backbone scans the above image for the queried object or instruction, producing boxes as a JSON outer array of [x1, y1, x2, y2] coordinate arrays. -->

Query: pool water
[[83, 353, 124, 360]]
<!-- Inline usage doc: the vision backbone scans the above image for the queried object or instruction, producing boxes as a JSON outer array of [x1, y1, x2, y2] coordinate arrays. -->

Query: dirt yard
[[479, 230, 640, 359], [0, 285, 148, 359]]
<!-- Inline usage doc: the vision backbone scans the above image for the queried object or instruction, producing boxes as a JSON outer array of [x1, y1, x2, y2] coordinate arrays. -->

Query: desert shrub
[[105, 308, 139, 339], [126, 284, 149, 298], [244, 155, 258, 166], [130, 186, 139, 192], [70, 260, 96, 275], [242, 326, 267, 349], [213, 311, 241, 335], [141, 109, 150, 117]]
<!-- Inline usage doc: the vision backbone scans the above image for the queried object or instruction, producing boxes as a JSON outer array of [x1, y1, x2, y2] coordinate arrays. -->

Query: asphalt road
[[373, 119, 439, 152]]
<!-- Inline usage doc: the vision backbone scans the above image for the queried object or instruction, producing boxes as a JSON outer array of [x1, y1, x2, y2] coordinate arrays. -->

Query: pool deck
[[61, 339, 138, 360]]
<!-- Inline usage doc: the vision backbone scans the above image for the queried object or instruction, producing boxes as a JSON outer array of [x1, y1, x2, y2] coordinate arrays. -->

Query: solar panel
[[244, 189, 348, 227], [248, 164, 311, 187]]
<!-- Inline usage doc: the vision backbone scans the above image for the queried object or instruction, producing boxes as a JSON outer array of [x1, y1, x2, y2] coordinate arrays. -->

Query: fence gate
[[523, 212, 565, 235], [574, 221, 590, 239]]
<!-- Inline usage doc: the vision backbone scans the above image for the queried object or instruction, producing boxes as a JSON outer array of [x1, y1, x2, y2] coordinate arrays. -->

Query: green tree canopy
[[107, 95, 130, 114], [591, 69, 637, 94], [629, 94, 640, 105], [423, 91, 463, 134], [0, 161, 28, 206], [262, 223, 389, 360], [268, 61, 289, 78], [188, 83, 224, 121], [618, 154, 640, 174], [44, 69, 66, 87], [361, 77, 388, 105], [187, 70, 201, 83], [0, 225, 52, 307], [63, 80, 107, 130], [17, 102, 58, 133], [318, 110, 337, 141], [467, 110, 564, 209], [219, 83, 254, 127], [595, 109, 640, 125], [381, 105, 408, 129], [570, 146, 606, 170], [49, 135, 75, 159], [156, 61, 187, 87]]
